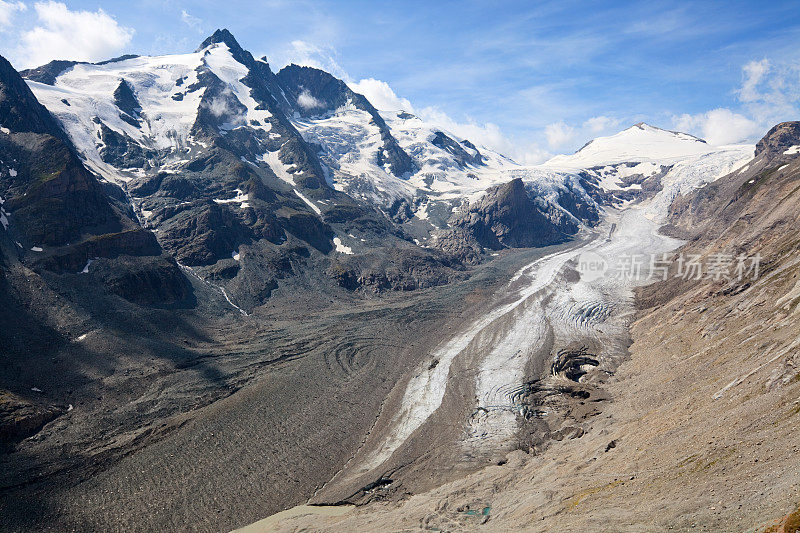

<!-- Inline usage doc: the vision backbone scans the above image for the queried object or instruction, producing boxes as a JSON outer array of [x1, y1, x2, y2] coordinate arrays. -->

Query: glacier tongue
[[337, 127, 756, 479]]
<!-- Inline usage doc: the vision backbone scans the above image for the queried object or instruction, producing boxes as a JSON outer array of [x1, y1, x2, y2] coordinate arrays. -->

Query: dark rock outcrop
[[113, 79, 141, 127], [450, 178, 569, 250], [430, 131, 483, 168], [0, 391, 62, 444]]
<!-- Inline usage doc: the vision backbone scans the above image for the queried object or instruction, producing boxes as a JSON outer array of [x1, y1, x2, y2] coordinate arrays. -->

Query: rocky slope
[[0, 28, 781, 533], [259, 123, 800, 532], [0, 45, 195, 442], [20, 29, 602, 304]]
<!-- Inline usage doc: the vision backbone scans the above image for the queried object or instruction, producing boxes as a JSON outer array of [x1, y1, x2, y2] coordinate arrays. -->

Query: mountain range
[[1, 28, 797, 533]]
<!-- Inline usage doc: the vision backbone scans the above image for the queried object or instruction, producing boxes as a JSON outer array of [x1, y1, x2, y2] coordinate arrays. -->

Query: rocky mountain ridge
[[0, 29, 784, 533]]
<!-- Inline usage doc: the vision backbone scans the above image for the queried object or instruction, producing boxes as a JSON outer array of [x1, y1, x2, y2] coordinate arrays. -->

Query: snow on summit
[[19, 30, 754, 231], [544, 123, 712, 169], [28, 52, 208, 177]]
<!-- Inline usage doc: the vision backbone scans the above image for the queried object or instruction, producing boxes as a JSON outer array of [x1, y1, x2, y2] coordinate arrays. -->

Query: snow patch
[[293, 189, 322, 216], [213, 188, 250, 208], [260, 149, 295, 185], [333, 236, 353, 254], [783, 145, 800, 155]]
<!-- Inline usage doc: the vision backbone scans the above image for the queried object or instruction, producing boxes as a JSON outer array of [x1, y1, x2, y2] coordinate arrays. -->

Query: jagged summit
[[754, 120, 800, 161], [197, 28, 243, 53], [197, 28, 253, 65]]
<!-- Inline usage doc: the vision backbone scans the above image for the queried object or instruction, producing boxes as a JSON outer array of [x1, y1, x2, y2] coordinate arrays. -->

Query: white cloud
[[16, 1, 133, 68], [738, 59, 770, 103], [544, 121, 576, 150], [296, 89, 323, 110], [672, 58, 800, 145], [736, 59, 800, 127], [539, 116, 624, 153], [672, 108, 760, 145], [344, 76, 551, 164], [348, 78, 413, 112], [204, 88, 245, 125], [0, 0, 25, 28], [180, 10, 203, 32]]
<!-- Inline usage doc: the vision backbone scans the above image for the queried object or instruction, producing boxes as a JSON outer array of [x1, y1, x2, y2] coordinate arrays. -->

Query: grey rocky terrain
[[0, 29, 602, 531], [1, 28, 796, 533], [255, 123, 800, 533]]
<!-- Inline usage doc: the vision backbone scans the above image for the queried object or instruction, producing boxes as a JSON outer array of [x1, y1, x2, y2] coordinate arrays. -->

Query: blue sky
[[1, 0, 799, 161]]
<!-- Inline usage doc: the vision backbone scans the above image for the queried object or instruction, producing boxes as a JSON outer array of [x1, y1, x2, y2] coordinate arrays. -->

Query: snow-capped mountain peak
[[197, 28, 248, 57], [545, 122, 711, 169], [13, 30, 754, 273]]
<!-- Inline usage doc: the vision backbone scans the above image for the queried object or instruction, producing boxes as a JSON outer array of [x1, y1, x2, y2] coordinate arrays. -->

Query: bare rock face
[[450, 178, 570, 251], [90, 254, 193, 306], [430, 131, 484, 168], [0, 391, 62, 444], [0, 391, 63, 444], [754, 121, 800, 162], [0, 53, 191, 308]]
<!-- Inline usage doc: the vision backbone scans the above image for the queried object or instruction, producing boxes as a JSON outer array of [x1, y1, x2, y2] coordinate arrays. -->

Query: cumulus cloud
[[348, 78, 414, 113], [296, 89, 323, 110], [269, 39, 348, 80], [414, 105, 550, 164], [544, 121, 576, 150], [672, 108, 760, 145], [737, 59, 800, 125], [0, 0, 26, 28], [328, 72, 547, 163], [344, 77, 551, 164], [15, 1, 133, 68], [541, 116, 624, 153], [583, 115, 620, 134], [672, 59, 800, 145]]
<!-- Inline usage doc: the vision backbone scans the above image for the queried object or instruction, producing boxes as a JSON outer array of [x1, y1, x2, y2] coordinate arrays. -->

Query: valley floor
[[0, 243, 566, 532], [250, 233, 800, 532], [237, 196, 800, 532]]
